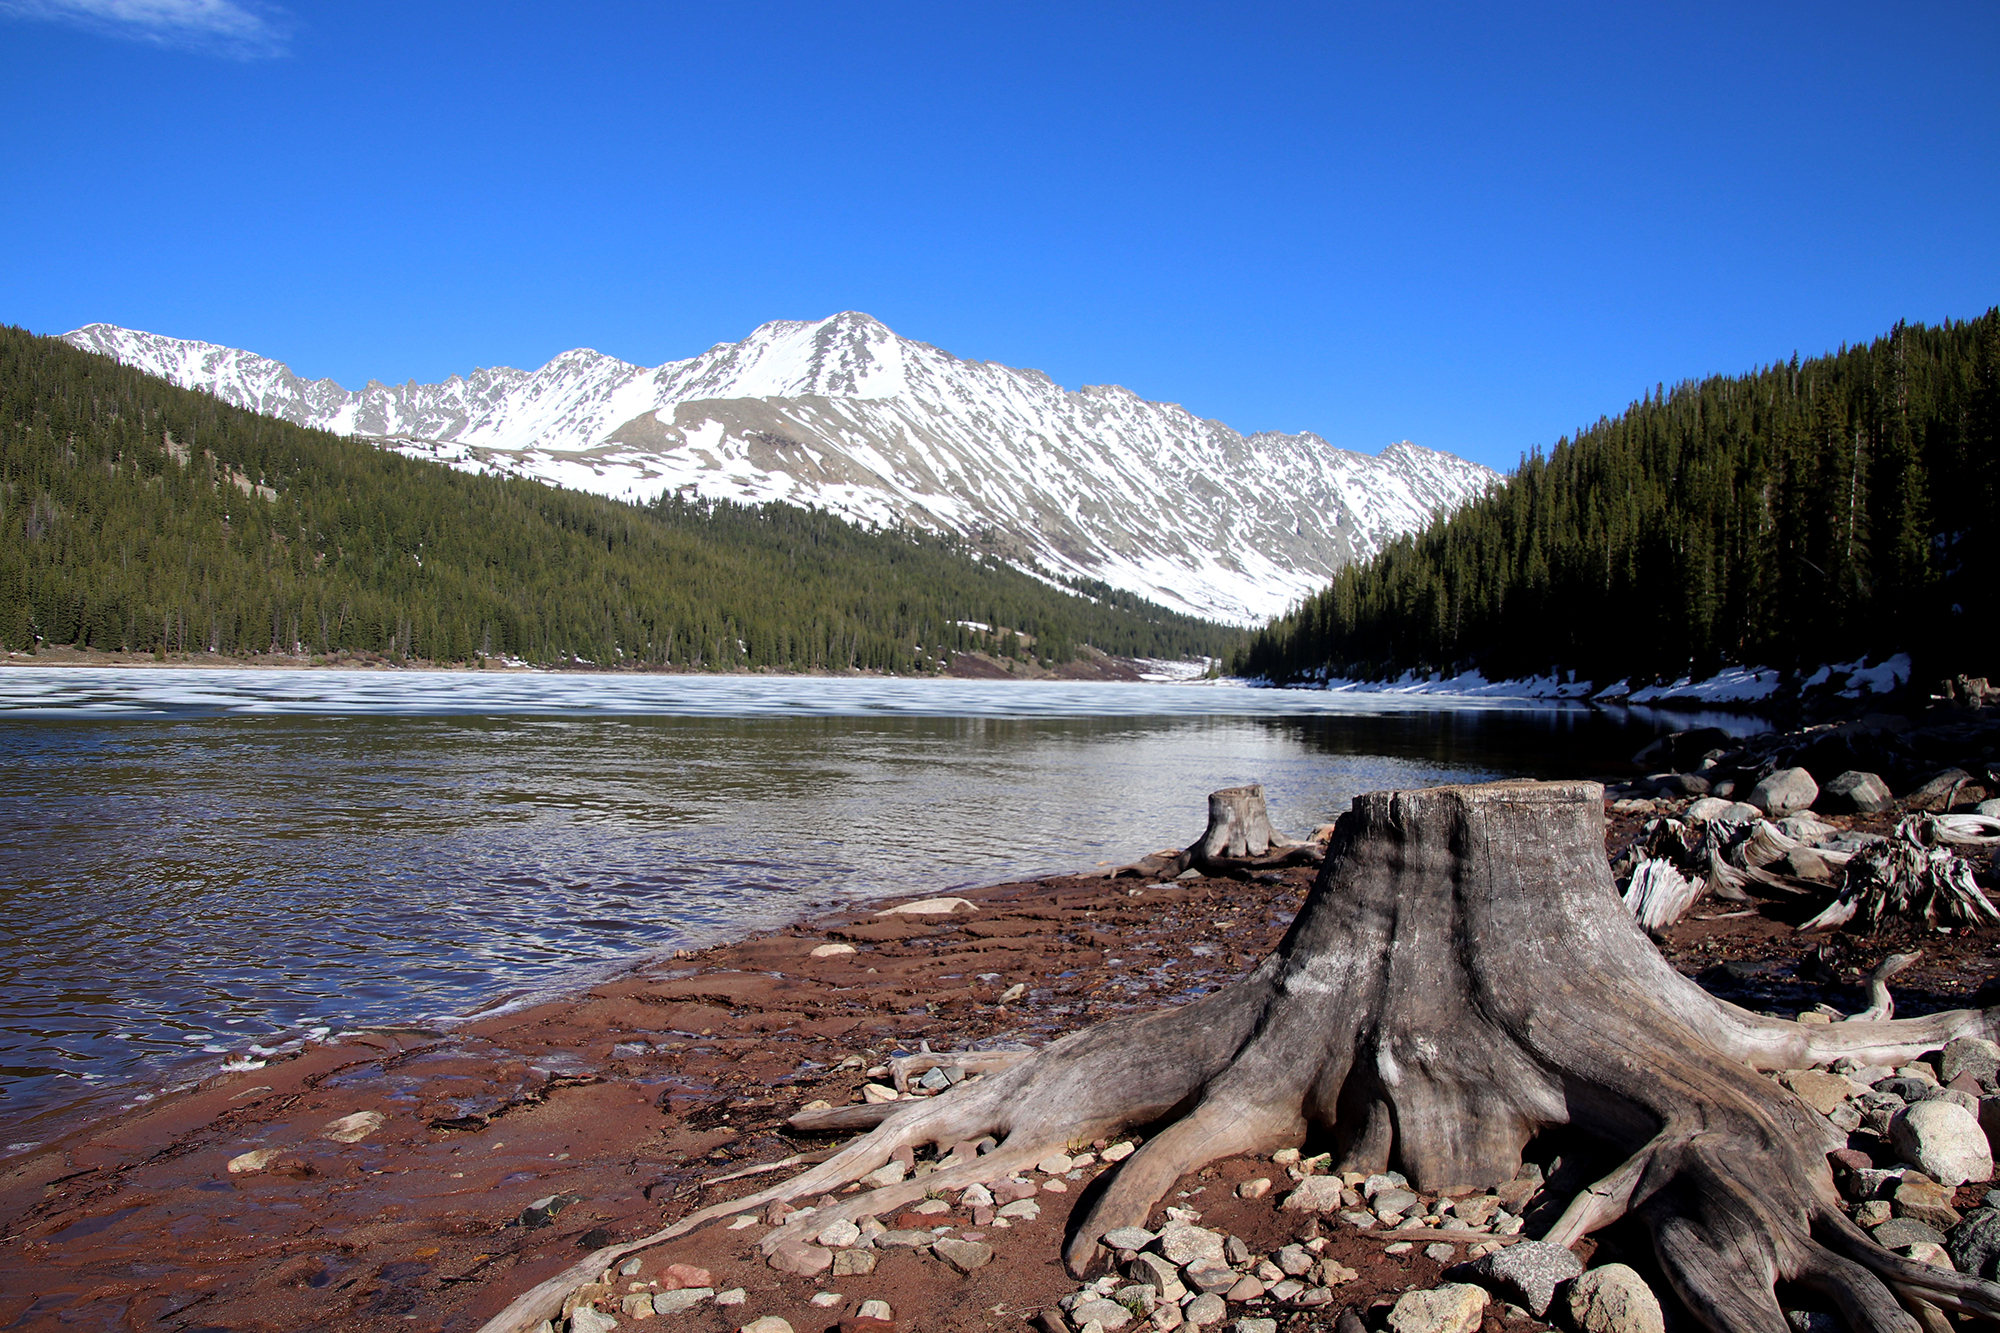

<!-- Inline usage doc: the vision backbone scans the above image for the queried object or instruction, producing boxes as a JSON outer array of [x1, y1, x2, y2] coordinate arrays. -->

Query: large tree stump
[[481, 782, 2000, 1333]]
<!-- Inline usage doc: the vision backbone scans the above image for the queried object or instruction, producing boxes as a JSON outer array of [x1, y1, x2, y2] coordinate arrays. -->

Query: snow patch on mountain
[[64, 314, 1497, 625]]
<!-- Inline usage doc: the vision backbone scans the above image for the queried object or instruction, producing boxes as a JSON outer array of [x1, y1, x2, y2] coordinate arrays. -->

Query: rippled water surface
[[0, 667, 1758, 1146]]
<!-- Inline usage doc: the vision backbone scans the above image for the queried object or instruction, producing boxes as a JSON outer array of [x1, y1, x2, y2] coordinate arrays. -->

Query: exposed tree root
[[477, 781, 2000, 1333]]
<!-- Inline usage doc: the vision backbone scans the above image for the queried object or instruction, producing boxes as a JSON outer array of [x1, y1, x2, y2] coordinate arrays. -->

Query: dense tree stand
[[483, 781, 2000, 1333]]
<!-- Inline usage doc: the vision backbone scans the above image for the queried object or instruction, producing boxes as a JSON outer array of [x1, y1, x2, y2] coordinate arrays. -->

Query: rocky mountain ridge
[[64, 314, 1497, 624]]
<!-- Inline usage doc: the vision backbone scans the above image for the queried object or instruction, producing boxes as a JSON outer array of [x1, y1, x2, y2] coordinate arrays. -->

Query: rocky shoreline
[[5, 755, 2000, 1333]]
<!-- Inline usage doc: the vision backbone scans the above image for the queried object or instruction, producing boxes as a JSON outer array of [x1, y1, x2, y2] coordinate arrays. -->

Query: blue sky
[[1, 1, 1994, 472]]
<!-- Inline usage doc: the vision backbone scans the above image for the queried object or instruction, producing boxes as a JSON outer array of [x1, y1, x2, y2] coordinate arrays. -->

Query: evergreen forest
[[1237, 311, 2000, 689], [0, 326, 1238, 671]]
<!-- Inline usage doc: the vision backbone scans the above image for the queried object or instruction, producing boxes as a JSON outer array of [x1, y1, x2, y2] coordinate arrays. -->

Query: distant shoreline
[[1, 643, 1192, 683]]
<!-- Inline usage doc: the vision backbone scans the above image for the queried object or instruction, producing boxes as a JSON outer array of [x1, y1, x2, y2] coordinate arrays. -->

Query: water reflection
[[0, 671, 1764, 1147]]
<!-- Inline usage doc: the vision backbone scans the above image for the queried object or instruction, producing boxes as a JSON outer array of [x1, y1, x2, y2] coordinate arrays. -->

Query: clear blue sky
[[2, 1, 1994, 472]]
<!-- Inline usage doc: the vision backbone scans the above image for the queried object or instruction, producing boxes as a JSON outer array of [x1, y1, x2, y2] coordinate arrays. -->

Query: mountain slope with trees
[[0, 327, 1237, 670], [1237, 311, 2000, 690]]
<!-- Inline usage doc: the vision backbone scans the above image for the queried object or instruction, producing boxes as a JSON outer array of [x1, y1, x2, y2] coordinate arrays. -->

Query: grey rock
[[1463, 1239, 1585, 1316], [519, 1192, 582, 1229], [1948, 1208, 2000, 1279], [1232, 1321, 1278, 1333], [1128, 1253, 1186, 1300], [568, 1310, 619, 1333], [1876, 1076, 1933, 1102], [1112, 1283, 1157, 1310], [1225, 1235, 1252, 1266], [1873, 1217, 1948, 1249], [933, 1237, 994, 1272], [1750, 767, 1819, 816], [1891, 1101, 1995, 1187], [1185, 1264, 1239, 1294], [1274, 1245, 1315, 1276], [1685, 796, 1734, 822], [1941, 1038, 2000, 1088], [874, 1229, 939, 1248], [1225, 1276, 1265, 1302], [651, 1288, 713, 1315], [1362, 1172, 1409, 1197], [1820, 771, 1894, 815], [1386, 1283, 1489, 1333], [1068, 1298, 1134, 1330], [1567, 1264, 1665, 1333], [1785, 1313, 1840, 1333], [831, 1248, 876, 1276], [1372, 1188, 1421, 1217], [1280, 1177, 1346, 1212], [1156, 1223, 1227, 1267], [1182, 1293, 1227, 1326], [1104, 1227, 1157, 1251], [1426, 1243, 1457, 1262], [1268, 1279, 1304, 1301]]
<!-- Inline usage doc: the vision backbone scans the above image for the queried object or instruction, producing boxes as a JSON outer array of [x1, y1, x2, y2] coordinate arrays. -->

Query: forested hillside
[[1238, 312, 2000, 688], [0, 327, 1236, 670]]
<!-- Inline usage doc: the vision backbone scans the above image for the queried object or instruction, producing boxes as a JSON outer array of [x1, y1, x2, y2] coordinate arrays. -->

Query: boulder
[[1891, 1101, 1995, 1187], [1155, 1222, 1227, 1267], [1941, 1037, 2000, 1088], [1905, 769, 1975, 812], [570, 1310, 620, 1333], [1460, 1239, 1584, 1316], [1685, 797, 1734, 822], [1947, 1208, 2000, 1279], [1818, 771, 1894, 815], [1567, 1264, 1666, 1333], [1280, 1177, 1346, 1212], [1749, 767, 1819, 817], [1386, 1283, 1489, 1333]]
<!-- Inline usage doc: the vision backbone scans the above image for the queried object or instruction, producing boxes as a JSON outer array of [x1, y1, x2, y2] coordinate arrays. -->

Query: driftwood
[[1844, 951, 1923, 1022], [1623, 857, 1705, 930], [477, 782, 2000, 1333], [1800, 817, 2000, 932]]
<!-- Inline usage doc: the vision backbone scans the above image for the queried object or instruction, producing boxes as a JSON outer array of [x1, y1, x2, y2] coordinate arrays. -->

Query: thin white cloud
[[0, 0, 291, 57]]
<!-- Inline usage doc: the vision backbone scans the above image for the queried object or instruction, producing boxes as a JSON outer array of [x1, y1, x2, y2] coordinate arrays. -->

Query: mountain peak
[[60, 317, 1497, 624]]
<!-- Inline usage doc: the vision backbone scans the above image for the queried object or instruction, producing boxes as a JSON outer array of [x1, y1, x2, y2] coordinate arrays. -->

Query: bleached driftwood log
[[1623, 857, 1705, 930]]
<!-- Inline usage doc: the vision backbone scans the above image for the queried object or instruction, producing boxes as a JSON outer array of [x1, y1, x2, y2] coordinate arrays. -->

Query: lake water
[[0, 667, 1761, 1150]]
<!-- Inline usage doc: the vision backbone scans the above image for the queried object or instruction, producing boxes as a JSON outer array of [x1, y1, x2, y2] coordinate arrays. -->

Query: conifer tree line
[[0, 327, 1236, 670], [1237, 311, 2000, 688]]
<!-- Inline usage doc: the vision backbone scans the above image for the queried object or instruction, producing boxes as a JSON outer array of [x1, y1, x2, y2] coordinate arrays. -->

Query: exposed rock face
[[64, 315, 1496, 626]]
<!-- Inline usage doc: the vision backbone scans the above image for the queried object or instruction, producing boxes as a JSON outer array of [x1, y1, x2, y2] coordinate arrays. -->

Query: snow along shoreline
[[1261, 653, 1913, 709]]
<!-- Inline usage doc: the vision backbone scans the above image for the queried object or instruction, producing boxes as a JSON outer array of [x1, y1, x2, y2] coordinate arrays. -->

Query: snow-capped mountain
[[64, 314, 1496, 625]]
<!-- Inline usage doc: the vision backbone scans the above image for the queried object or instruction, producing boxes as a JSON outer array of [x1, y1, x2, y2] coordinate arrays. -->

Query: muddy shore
[[3, 794, 1994, 1333]]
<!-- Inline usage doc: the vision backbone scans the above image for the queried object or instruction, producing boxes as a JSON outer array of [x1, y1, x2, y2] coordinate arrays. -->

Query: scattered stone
[[1820, 771, 1893, 815], [1750, 768, 1819, 816], [1855, 1200, 1893, 1227], [1362, 1172, 1408, 1198], [818, 1218, 862, 1248], [1156, 1222, 1227, 1267], [1338, 1210, 1377, 1229], [933, 1237, 994, 1272], [1039, 1152, 1076, 1174], [1567, 1263, 1665, 1333], [1784, 1070, 1861, 1116], [858, 1301, 893, 1321], [1233, 1320, 1278, 1333], [321, 1110, 385, 1143], [1043, 1179, 1069, 1193], [1319, 1259, 1358, 1285], [653, 1288, 714, 1315], [1902, 1242, 1955, 1270], [1384, 1242, 1413, 1255], [1296, 1287, 1334, 1307], [1426, 1243, 1457, 1262], [1068, 1298, 1134, 1330], [1463, 1239, 1585, 1317], [1451, 1195, 1503, 1228], [1891, 1101, 1994, 1186], [1225, 1275, 1264, 1302], [1894, 1176, 1963, 1229], [226, 1148, 280, 1173], [960, 1182, 994, 1208], [1238, 1177, 1271, 1200], [623, 1291, 656, 1317], [1105, 1227, 1157, 1251], [1947, 1208, 2000, 1278], [768, 1237, 834, 1275], [1271, 1148, 1301, 1166], [518, 1193, 582, 1229], [1281, 1177, 1346, 1211], [832, 1249, 877, 1277], [1102, 1141, 1135, 1162], [860, 1086, 902, 1108], [997, 1199, 1042, 1221], [570, 1310, 619, 1333], [810, 943, 856, 957], [1182, 1293, 1227, 1326], [1872, 1218, 1947, 1249], [1186, 1264, 1239, 1295], [808, 1292, 844, 1308], [875, 1229, 938, 1248], [1386, 1282, 1489, 1333], [659, 1264, 711, 1290], [860, 1158, 908, 1184], [1268, 1278, 1304, 1301], [1372, 1187, 1420, 1217], [1685, 796, 1734, 822], [1274, 1245, 1314, 1276], [1942, 1038, 2000, 1087], [1128, 1253, 1186, 1300], [1225, 1236, 1253, 1266], [715, 1288, 747, 1305], [739, 1319, 794, 1333]]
